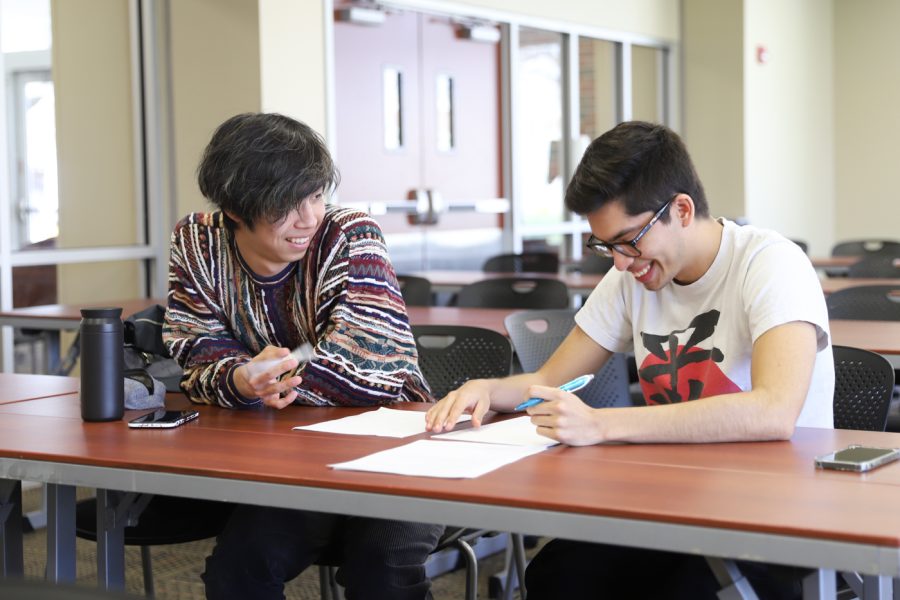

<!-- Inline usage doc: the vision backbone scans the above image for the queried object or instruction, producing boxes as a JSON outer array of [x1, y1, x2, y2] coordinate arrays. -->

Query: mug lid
[[80, 307, 123, 318]]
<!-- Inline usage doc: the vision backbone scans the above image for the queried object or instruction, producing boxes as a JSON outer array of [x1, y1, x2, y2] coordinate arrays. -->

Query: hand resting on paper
[[425, 378, 496, 433]]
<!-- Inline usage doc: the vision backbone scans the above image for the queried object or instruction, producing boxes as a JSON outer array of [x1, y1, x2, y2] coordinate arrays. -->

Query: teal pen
[[514, 374, 595, 411]]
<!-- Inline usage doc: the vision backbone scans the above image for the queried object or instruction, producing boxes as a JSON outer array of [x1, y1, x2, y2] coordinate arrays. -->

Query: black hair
[[197, 113, 339, 230], [565, 121, 708, 220]]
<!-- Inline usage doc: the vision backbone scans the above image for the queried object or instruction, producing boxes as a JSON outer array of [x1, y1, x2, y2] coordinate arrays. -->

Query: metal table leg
[[0, 478, 24, 577]]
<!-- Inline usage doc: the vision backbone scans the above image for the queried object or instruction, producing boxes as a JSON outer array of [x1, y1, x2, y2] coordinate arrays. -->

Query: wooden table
[[811, 256, 900, 276], [0, 373, 79, 404], [819, 278, 900, 295], [1, 385, 900, 597], [407, 269, 604, 298], [3, 302, 898, 369]]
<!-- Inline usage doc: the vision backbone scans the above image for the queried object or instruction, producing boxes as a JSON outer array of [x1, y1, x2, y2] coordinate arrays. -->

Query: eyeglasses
[[586, 199, 673, 258]]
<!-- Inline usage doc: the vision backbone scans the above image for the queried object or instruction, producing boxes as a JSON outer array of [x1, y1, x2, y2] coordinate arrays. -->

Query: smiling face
[[228, 189, 326, 277], [586, 195, 693, 291]]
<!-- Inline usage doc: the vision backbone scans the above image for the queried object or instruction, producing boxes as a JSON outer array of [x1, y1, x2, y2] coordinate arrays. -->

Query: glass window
[[435, 73, 454, 152], [517, 27, 565, 229], [578, 37, 619, 148], [632, 44, 666, 123], [12, 71, 58, 249], [382, 66, 403, 150], [1, 0, 51, 53]]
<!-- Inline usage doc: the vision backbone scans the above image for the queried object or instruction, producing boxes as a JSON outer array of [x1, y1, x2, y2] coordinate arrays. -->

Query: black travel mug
[[79, 307, 124, 421]]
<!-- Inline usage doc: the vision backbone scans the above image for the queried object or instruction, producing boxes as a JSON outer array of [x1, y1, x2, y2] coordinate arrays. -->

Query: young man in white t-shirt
[[425, 121, 833, 598]]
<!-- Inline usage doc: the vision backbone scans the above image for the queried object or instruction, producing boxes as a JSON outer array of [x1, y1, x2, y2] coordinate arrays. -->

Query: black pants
[[203, 505, 443, 600], [525, 540, 805, 600]]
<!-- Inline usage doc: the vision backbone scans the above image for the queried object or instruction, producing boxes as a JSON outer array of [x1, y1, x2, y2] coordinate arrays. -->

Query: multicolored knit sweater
[[162, 205, 432, 408]]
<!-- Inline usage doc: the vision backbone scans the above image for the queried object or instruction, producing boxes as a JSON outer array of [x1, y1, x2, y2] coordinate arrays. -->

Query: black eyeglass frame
[[586, 199, 674, 258]]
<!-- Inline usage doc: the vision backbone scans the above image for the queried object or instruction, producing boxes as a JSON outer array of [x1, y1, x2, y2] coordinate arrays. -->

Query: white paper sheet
[[293, 406, 470, 438], [432, 416, 559, 448], [329, 439, 545, 478]]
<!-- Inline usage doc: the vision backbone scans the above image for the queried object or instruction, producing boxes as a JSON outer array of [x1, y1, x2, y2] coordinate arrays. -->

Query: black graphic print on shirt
[[638, 309, 740, 405]]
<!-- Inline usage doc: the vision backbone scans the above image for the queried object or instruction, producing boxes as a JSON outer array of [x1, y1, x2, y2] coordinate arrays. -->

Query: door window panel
[[517, 27, 565, 229]]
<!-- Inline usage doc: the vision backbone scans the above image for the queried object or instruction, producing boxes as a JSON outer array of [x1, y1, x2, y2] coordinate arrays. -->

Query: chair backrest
[[455, 277, 570, 309], [576, 253, 615, 274], [412, 325, 514, 399], [397, 275, 432, 306], [504, 309, 631, 408], [482, 252, 560, 273], [831, 239, 900, 257], [847, 256, 900, 278], [825, 285, 900, 321], [832, 345, 894, 431]]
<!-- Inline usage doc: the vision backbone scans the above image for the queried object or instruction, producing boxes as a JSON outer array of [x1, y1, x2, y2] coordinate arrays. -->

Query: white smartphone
[[814, 445, 900, 472], [128, 409, 199, 429]]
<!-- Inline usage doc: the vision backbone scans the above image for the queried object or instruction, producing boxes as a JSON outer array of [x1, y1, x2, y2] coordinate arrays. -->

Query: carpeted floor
[[18, 485, 532, 599]]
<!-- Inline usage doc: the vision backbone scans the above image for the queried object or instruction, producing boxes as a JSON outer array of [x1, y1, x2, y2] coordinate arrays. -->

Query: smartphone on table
[[128, 409, 199, 429], [815, 445, 900, 472]]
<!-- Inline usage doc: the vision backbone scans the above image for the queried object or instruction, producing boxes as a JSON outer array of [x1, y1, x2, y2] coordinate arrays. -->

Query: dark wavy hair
[[565, 121, 707, 221], [197, 113, 340, 230]]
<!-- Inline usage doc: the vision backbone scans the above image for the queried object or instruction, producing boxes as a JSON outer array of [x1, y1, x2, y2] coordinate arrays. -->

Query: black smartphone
[[815, 445, 900, 472], [128, 409, 199, 429]]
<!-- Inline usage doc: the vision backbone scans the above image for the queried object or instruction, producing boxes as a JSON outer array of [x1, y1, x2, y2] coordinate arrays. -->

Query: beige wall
[[170, 0, 262, 220], [683, 0, 836, 254], [834, 0, 900, 245], [258, 0, 327, 134], [744, 0, 834, 255], [51, 0, 141, 304], [681, 0, 744, 222]]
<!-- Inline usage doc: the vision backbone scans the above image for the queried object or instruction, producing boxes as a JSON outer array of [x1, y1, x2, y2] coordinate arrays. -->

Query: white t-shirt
[[575, 218, 834, 429]]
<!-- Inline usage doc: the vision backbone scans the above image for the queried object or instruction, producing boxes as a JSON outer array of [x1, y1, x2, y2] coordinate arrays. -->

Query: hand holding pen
[[514, 374, 594, 411]]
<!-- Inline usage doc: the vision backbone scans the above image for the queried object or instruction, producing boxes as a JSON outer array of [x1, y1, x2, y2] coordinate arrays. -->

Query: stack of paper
[[330, 439, 545, 478], [310, 411, 557, 479], [293, 406, 471, 438], [432, 416, 559, 448]]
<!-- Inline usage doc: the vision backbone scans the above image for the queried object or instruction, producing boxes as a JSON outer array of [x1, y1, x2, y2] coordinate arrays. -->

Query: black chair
[[75, 495, 235, 597], [412, 324, 514, 398], [320, 325, 524, 600], [574, 253, 614, 274], [456, 277, 570, 310], [827, 345, 896, 599], [482, 252, 560, 273], [790, 239, 809, 254], [831, 239, 900, 257], [504, 309, 631, 408], [397, 274, 433, 306], [412, 325, 525, 600], [847, 256, 900, 278], [832, 345, 894, 431], [825, 285, 900, 321]]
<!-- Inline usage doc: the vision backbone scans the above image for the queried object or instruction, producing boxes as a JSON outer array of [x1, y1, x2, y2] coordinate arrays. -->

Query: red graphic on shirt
[[638, 309, 740, 404]]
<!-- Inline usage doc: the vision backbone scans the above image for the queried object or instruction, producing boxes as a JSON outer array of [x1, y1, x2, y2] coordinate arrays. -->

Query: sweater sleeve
[[294, 211, 432, 406], [162, 214, 259, 409]]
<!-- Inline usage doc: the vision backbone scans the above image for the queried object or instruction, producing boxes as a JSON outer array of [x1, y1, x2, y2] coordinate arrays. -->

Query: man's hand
[[425, 378, 496, 432], [525, 385, 605, 446], [234, 346, 303, 409]]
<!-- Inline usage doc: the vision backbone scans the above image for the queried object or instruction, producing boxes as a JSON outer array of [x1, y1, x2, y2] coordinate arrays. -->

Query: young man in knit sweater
[[163, 113, 442, 600]]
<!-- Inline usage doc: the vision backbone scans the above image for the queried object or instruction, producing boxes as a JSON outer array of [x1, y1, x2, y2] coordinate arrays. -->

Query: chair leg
[[455, 539, 479, 600], [511, 534, 527, 599], [328, 565, 343, 600], [318, 565, 332, 600], [140, 545, 154, 597]]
